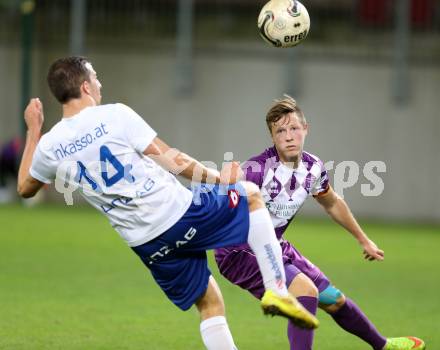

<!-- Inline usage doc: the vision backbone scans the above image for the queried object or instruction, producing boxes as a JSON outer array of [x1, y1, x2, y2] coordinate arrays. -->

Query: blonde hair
[[265, 94, 306, 133]]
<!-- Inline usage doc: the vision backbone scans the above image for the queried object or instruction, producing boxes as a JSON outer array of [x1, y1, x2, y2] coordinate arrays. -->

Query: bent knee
[[321, 294, 346, 313], [239, 181, 264, 211], [318, 285, 346, 313], [302, 283, 319, 298], [240, 181, 260, 197], [289, 273, 319, 298]]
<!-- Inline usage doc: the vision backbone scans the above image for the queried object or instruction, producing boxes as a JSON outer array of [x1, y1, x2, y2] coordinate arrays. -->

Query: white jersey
[[30, 103, 193, 247]]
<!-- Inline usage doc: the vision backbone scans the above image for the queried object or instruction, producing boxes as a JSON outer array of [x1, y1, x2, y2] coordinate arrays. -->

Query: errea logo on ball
[[257, 0, 310, 48], [284, 29, 308, 43]]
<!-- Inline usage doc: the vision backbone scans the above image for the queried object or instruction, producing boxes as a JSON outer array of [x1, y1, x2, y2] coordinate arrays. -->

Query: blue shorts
[[132, 184, 250, 311]]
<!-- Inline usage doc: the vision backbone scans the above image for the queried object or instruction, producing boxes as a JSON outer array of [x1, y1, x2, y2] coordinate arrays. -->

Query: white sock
[[200, 316, 238, 350], [247, 208, 288, 296]]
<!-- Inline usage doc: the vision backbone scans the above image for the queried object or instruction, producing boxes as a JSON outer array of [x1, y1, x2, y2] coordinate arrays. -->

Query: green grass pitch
[[1, 203, 439, 349]]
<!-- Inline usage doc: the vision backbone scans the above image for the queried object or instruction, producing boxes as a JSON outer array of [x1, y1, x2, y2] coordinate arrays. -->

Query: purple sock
[[330, 298, 387, 350], [287, 296, 318, 350]]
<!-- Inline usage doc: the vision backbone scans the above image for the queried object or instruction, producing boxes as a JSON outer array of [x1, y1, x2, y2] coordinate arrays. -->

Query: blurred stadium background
[[0, 0, 439, 221], [0, 1, 439, 349]]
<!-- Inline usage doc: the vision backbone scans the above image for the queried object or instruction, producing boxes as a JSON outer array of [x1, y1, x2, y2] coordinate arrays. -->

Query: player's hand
[[361, 239, 384, 261], [24, 98, 44, 133], [220, 161, 243, 184]]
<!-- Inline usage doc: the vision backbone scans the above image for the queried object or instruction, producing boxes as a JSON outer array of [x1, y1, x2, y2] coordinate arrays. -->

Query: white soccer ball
[[257, 0, 310, 48]]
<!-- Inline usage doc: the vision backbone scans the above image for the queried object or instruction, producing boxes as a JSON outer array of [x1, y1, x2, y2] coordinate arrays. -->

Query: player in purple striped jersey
[[215, 95, 425, 350]]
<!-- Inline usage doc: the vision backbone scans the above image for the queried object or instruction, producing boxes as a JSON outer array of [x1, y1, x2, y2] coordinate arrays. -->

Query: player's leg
[[240, 180, 318, 329], [215, 246, 319, 350], [280, 241, 320, 350], [195, 276, 238, 350], [319, 287, 387, 350], [132, 239, 238, 350], [279, 241, 387, 349], [242, 180, 287, 296], [319, 289, 425, 350], [285, 243, 388, 350], [286, 272, 319, 350], [284, 242, 425, 350]]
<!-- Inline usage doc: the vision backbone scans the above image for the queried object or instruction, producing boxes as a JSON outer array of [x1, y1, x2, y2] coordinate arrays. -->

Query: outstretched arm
[[17, 98, 45, 198], [143, 137, 242, 185], [314, 186, 384, 261]]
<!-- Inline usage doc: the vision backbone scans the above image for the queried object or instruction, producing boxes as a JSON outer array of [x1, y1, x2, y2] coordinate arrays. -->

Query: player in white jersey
[[215, 95, 426, 350], [17, 57, 318, 350]]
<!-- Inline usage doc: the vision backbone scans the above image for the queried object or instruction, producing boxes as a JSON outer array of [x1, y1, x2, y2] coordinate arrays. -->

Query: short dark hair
[[265, 94, 306, 133], [47, 56, 91, 103]]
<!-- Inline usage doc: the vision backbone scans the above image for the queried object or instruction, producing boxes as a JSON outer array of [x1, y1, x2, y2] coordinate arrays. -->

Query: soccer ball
[[257, 0, 310, 48]]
